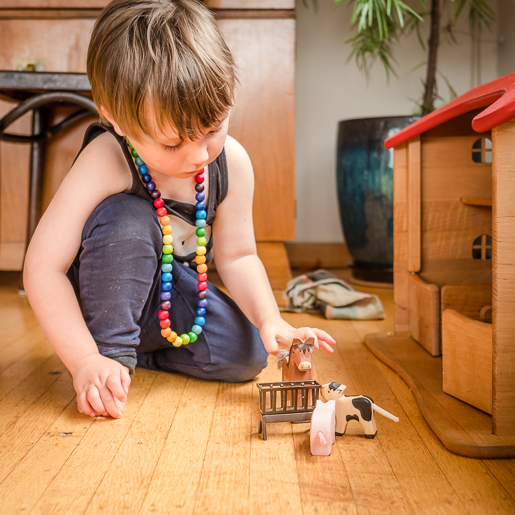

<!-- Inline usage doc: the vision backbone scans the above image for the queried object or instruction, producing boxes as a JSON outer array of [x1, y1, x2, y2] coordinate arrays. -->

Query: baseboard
[[1, 241, 352, 274], [285, 242, 350, 270]]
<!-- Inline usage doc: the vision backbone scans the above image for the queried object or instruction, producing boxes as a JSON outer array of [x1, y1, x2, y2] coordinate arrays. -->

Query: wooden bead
[[163, 244, 174, 254], [154, 199, 164, 209], [161, 272, 173, 282], [157, 207, 167, 217], [188, 331, 198, 343], [195, 174, 205, 183], [162, 225, 172, 235], [181, 333, 190, 345], [197, 237, 207, 247], [167, 331, 178, 342], [196, 227, 206, 237], [197, 263, 208, 273], [173, 336, 183, 347], [197, 273, 207, 282], [161, 327, 172, 338], [163, 235, 173, 245], [195, 255, 206, 265], [160, 318, 171, 329], [196, 246, 207, 256], [198, 281, 208, 291], [163, 254, 173, 263], [158, 310, 169, 320], [160, 216, 171, 226]]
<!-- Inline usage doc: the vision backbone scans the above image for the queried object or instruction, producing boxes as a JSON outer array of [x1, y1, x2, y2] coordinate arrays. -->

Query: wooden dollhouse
[[364, 72, 515, 458]]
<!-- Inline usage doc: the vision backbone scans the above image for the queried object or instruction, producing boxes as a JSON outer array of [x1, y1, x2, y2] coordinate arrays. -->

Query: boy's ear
[[98, 106, 125, 137]]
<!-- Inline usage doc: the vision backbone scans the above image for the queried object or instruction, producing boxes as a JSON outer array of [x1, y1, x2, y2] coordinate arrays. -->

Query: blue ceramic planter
[[336, 116, 419, 283]]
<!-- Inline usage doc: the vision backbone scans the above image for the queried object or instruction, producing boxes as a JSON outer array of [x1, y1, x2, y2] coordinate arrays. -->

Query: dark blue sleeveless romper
[[67, 123, 267, 381]]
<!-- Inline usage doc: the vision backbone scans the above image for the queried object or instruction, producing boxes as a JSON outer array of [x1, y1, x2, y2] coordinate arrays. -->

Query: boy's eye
[[208, 125, 223, 136], [160, 125, 223, 152], [162, 143, 181, 152]]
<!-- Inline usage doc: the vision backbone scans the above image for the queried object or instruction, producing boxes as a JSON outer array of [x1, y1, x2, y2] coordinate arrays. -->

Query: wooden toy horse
[[277, 338, 315, 405], [277, 337, 315, 382]]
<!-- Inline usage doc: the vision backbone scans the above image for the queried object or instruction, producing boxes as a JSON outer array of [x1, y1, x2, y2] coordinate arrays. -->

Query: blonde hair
[[87, 0, 236, 140]]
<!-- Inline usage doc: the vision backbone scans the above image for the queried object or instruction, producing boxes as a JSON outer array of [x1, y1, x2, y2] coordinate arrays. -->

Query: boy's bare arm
[[24, 133, 133, 417], [213, 137, 335, 355]]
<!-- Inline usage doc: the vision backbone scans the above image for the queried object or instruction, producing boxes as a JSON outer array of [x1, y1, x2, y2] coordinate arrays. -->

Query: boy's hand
[[259, 317, 336, 356], [71, 354, 131, 419]]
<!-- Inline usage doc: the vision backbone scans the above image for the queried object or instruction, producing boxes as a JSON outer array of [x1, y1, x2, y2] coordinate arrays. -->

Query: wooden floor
[[1, 271, 515, 515]]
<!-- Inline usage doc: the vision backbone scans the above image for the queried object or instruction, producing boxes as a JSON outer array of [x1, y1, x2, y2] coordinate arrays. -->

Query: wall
[[498, 0, 515, 77], [295, 0, 500, 243]]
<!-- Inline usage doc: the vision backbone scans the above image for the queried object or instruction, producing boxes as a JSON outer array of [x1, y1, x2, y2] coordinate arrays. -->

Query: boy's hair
[[87, 0, 236, 140]]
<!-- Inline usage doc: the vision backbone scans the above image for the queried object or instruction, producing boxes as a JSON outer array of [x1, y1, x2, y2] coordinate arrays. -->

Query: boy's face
[[103, 107, 229, 179]]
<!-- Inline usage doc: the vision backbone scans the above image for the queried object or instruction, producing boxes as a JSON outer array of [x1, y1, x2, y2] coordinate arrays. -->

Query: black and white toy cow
[[321, 382, 399, 439]]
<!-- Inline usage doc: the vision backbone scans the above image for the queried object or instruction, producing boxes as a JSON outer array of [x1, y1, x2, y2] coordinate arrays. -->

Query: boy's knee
[[208, 360, 267, 383], [222, 358, 268, 383], [210, 340, 268, 383], [86, 194, 161, 248]]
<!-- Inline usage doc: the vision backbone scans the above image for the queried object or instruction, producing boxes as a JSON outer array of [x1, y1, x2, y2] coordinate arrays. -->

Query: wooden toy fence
[[256, 380, 321, 440]]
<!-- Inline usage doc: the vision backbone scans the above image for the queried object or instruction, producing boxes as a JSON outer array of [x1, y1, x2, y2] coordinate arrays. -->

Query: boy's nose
[[188, 143, 209, 168]]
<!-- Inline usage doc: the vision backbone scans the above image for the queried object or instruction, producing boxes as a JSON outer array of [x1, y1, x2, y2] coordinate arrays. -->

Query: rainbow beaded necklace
[[128, 141, 208, 347]]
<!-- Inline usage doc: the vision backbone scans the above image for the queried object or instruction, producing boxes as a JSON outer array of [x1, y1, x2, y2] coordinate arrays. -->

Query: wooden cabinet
[[0, 1, 106, 7], [206, 0, 294, 8], [0, 1, 295, 286], [0, 16, 97, 269], [216, 15, 295, 241]]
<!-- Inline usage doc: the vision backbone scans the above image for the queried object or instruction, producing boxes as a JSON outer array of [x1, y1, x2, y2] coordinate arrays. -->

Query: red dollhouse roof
[[384, 72, 515, 149]]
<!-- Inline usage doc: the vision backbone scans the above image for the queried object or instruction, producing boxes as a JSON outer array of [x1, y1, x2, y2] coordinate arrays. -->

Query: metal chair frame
[[0, 73, 98, 277]]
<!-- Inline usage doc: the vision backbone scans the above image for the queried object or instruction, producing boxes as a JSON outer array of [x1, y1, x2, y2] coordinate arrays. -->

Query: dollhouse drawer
[[442, 308, 492, 414]]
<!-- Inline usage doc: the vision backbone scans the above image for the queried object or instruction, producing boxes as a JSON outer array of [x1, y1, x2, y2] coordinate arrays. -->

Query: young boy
[[23, 0, 335, 420]]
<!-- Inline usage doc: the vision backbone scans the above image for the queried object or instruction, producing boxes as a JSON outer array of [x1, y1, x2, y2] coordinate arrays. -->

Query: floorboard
[[376, 360, 515, 514], [249, 336, 303, 515], [0, 270, 514, 514], [139, 377, 219, 515]]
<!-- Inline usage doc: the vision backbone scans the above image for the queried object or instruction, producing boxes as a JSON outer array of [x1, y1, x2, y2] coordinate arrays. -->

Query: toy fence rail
[[257, 380, 321, 413], [256, 381, 321, 440]]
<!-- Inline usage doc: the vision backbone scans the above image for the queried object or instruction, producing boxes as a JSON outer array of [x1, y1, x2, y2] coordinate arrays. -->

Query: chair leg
[[19, 107, 47, 294], [27, 107, 47, 248]]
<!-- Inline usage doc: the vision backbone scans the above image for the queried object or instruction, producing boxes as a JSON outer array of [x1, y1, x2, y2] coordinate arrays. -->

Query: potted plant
[[304, 0, 496, 285]]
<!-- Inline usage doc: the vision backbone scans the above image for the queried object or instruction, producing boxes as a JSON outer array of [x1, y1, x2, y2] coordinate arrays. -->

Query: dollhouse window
[[472, 235, 492, 260], [472, 138, 492, 164]]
